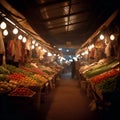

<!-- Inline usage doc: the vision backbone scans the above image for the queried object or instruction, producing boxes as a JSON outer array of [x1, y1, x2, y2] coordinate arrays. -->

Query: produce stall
[[0, 60, 63, 118], [79, 58, 120, 111]]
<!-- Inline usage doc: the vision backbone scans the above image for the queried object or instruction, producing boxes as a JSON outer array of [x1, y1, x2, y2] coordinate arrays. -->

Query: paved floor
[[37, 72, 98, 120]]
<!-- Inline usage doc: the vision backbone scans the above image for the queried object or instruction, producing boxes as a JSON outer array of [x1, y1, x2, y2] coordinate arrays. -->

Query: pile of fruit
[[7, 73, 38, 87], [8, 87, 35, 97], [0, 81, 17, 94]]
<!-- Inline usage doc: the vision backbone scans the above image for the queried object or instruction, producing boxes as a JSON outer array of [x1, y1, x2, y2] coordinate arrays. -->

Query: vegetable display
[[84, 60, 119, 78], [96, 75, 120, 93], [90, 69, 120, 84]]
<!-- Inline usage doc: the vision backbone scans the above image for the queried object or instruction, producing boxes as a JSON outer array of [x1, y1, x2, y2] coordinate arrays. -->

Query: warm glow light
[[47, 52, 52, 56], [81, 52, 85, 56], [18, 35, 23, 40], [110, 34, 115, 40], [0, 22, 7, 29], [32, 40, 36, 44], [13, 28, 18, 34], [31, 45, 35, 49], [58, 48, 62, 51], [85, 50, 88, 55], [100, 34, 104, 40], [43, 48, 47, 53], [22, 37, 27, 43], [66, 49, 69, 52], [88, 44, 94, 51], [38, 46, 41, 49], [35, 43, 38, 46], [76, 54, 80, 57], [3, 29, 8, 36]]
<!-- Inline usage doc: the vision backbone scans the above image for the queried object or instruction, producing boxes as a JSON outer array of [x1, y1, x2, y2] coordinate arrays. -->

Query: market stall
[[0, 7, 63, 118], [76, 9, 120, 111]]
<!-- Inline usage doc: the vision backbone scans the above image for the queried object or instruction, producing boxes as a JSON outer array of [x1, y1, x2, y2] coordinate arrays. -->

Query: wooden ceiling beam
[[41, 9, 91, 22]]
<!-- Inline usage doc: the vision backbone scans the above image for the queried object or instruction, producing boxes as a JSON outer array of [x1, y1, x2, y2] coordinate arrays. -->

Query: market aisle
[[37, 72, 96, 120]]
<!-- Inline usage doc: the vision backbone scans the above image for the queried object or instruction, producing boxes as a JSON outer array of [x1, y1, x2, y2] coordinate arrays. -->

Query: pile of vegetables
[[90, 69, 120, 84], [84, 60, 119, 78], [96, 75, 120, 93]]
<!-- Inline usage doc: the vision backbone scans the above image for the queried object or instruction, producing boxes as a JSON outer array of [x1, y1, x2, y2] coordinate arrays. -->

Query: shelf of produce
[[6, 87, 41, 113]]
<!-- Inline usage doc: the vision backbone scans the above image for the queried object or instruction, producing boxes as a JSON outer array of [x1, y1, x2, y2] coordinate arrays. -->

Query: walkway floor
[[37, 72, 98, 120]]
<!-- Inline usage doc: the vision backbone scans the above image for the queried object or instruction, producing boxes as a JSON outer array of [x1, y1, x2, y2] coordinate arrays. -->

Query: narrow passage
[[38, 73, 97, 120]]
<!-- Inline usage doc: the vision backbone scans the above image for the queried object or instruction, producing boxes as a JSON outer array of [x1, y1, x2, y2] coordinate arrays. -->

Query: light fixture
[[110, 34, 115, 40], [22, 37, 27, 43], [99, 34, 104, 40], [85, 50, 88, 55], [43, 48, 47, 53], [32, 40, 36, 44], [53, 54, 56, 56], [31, 45, 35, 49], [3, 29, 8, 36], [47, 52, 52, 56], [66, 49, 69, 52], [88, 44, 94, 51], [0, 22, 7, 29], [35, 42, 38, 46], [81, 52, 85, 56], [13, 28, 18, 34], [18, 35, 23, 40], [58, 48, 62, 51]]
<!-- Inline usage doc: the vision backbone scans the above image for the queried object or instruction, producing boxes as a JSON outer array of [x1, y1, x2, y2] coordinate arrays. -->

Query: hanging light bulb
[[31, 45, 35, 49], [22, 37, 27, 43], [18, 35, 23, 40], [35, 42, 38, 46], [13, 28, 18, 34], [99, 34, 104, 40], [32, 40, 36, 44], [47, 52, 52, 56], [0, 22, 7, 29], [3, 29, 8, 36], [110, 34, 115, 40]]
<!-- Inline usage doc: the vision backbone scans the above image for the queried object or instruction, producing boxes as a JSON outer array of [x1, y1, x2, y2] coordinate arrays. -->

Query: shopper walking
[[71, 59, 76, 79], [75, 58, 80, 80]]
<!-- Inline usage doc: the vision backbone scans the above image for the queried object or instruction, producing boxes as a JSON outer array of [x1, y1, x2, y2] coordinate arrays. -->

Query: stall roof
[[0, 0, 120, 55]]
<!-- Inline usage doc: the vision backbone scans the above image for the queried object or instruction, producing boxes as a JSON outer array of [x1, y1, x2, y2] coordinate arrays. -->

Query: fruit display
[[21, 66, 48, 77], [7, 73, 39, 87], [8, 87, 36, 97], [89, 69, 120, 84], [31, 74, 48, 85], [0, 81, 17, 94], [7, 72, 26, 81]]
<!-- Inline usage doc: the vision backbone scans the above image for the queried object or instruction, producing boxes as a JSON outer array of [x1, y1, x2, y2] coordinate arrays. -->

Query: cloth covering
[[0, 29, 5, 54]]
